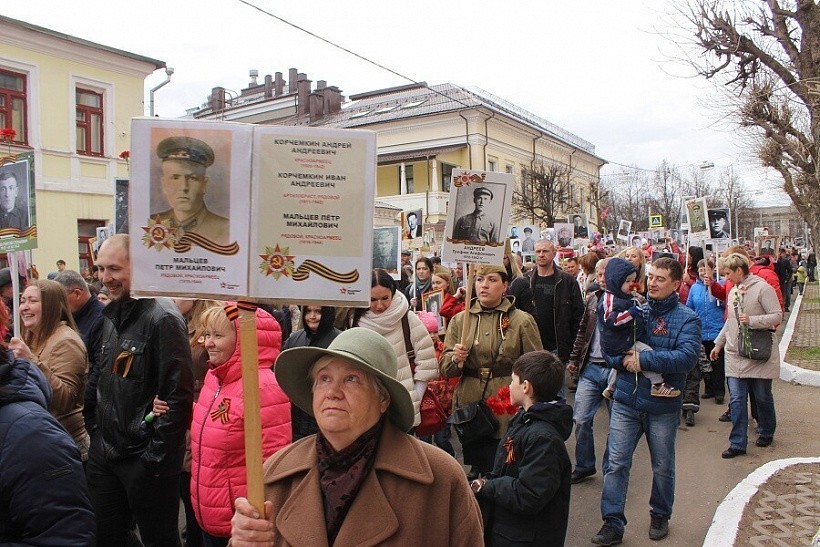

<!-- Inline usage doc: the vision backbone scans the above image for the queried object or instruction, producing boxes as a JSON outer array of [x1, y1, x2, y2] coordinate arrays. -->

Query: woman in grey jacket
[[711, 253, 781, 458]]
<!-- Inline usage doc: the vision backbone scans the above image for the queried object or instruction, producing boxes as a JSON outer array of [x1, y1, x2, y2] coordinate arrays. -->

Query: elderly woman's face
[[312, 357, 389, 450]]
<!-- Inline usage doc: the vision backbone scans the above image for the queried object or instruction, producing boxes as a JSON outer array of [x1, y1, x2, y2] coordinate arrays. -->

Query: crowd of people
[[0, 228, 814, 546]]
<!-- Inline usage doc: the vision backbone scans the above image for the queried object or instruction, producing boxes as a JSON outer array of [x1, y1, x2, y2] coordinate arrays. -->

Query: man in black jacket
[[87, 234, 193, 546], [55, 269, 106, 437], [527, 240, 584, 367], [775, 248, 794, 311]]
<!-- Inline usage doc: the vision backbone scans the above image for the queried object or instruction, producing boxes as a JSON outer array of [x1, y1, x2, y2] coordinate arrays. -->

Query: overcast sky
[[3, 0, 791, 206]]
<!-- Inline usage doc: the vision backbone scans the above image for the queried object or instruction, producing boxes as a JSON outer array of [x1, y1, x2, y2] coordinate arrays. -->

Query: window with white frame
[[0, 69, 27, 145], [76, 88, 104, 156]]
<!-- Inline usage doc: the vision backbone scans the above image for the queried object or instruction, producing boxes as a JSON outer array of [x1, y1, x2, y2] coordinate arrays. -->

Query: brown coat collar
[[265, 423, 434, 546]]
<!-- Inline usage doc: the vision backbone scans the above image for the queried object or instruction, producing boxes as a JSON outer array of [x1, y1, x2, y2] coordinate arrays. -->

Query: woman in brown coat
[[10, 279, 89, 460], [711, 253, 781, 458], [230, 328, 483, 546]]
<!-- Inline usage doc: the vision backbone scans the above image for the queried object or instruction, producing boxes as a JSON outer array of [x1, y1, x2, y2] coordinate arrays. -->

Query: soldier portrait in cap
[[0, 162, 31, 233], [151, 136, 230, 246], [452, 185, 501, 243]]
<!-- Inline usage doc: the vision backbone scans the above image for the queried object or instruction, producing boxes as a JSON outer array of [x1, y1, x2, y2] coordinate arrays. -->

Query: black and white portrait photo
[[451, 183, 505, 244], [372, 226, 400, 273], [0, 160, 32, 233], [403, 209, 422, 239], [708, 208, 731, 239]]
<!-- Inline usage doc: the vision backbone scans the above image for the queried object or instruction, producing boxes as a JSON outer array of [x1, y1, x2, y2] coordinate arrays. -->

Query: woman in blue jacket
[[686, 258, 727, 403]]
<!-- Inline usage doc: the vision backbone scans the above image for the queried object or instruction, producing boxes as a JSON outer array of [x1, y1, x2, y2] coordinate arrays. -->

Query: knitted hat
[[417, 311, 439, 334]]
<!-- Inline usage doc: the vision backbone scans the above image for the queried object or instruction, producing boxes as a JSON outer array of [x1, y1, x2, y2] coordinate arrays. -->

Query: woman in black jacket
[[279, 305, 341, 440]]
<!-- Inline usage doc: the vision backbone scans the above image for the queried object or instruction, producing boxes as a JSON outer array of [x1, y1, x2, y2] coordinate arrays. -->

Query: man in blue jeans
[[567, 258, 611, 483], [592, 258, 700, 545]]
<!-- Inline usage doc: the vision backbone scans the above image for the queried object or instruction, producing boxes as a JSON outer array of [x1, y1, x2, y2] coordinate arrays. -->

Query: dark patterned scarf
[[316, 416, 385, 544]]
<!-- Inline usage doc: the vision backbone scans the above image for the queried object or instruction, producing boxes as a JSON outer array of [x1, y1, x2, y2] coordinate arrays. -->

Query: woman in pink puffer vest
[[190, 304, 291, 545]]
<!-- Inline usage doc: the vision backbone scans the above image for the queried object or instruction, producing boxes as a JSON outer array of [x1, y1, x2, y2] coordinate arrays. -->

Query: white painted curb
[[703, 457, 820, 547], [779, 293, 820, 387]]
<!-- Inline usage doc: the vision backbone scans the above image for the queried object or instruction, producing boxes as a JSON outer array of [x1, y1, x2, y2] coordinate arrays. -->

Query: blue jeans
[[573, 362, 612, 474], [600, 402, 680, 534], [726, 377, 776, 450]]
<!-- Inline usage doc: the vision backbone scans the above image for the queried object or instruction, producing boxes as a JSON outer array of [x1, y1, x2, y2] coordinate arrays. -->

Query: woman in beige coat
[[230, 328, 483, 546], [711, 253, 781, 458], [10, 279, 89, 460]]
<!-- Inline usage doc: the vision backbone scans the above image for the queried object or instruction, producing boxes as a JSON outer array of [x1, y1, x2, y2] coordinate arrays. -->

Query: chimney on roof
[[297, 75, 312, 117], [264, 74, 273, 98], [317, 80, 327, 90], [210, 86, 226, 111], [324, 86, 342, 114], [274, 72, 285, 96], [309, 92, 324, 123], [288, 68, 298, 93], [249, 69, 259, 86]]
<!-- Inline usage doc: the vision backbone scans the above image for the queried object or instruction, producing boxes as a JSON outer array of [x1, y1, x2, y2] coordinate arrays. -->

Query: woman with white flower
[[710, 253, 781, 459]]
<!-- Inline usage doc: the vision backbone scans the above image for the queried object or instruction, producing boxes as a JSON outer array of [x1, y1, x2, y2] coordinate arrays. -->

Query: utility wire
[[234, 0, 475, 110]]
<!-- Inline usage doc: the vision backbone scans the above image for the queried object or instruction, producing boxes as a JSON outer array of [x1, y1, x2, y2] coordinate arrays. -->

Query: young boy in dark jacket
[[470, 351, 572, 546]]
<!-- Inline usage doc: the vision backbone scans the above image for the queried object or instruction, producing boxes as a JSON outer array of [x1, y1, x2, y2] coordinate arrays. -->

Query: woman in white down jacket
[[348, 268, 437, 428]]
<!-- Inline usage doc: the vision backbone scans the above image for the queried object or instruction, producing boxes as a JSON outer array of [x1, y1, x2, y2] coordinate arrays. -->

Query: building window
[[0, 69, 27, 145], [399, 164, 414, 194], [78, 219, 105, 272], [441, 163, 455, 193], [505, 164, 514, 174], [76, 88, 104, 156], [488, 159, 497, 172]]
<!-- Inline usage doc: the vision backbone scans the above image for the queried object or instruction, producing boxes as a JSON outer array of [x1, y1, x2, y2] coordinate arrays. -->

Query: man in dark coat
[[55, 269, 106, 436], [87, 234, 193, 546]]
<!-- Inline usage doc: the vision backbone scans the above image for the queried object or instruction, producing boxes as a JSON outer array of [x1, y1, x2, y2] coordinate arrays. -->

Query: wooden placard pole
[[237, 301, 264, 515], [459, 263, 474, 347]]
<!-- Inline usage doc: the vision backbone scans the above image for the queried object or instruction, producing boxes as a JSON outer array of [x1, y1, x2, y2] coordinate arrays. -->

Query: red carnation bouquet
[[485, 386, 519, 416]]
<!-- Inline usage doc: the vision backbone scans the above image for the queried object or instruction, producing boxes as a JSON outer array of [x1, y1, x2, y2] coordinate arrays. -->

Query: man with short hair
[[0, 171, 28, 230], [56, 259, 66, 272], [87, 234, 193, 546], [573, 214, 589, 238], [527, 240, 584, 365], [405, 211, 422, 238], [453, 187, 499, 243], [592, 257, 701, 545], [54, 270, 106, 437], [152, 136, 229, 246]]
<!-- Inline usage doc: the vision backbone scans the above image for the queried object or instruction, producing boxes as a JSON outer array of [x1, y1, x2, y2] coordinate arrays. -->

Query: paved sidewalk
[[706, 281, 820, 546]]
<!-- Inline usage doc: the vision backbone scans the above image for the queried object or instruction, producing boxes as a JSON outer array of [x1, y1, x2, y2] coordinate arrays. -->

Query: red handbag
[[402, 313, 448, 436]]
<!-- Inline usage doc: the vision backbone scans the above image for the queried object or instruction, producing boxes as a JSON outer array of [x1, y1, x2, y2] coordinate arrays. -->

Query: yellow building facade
[[1, 15, 163, 272]]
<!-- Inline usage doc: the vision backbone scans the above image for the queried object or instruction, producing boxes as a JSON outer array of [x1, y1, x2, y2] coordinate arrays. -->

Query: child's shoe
[[651, 382, 681, 398]]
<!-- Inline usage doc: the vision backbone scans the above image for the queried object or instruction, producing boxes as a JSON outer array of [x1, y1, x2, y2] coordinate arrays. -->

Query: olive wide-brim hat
[[274, 327, 414, 432]]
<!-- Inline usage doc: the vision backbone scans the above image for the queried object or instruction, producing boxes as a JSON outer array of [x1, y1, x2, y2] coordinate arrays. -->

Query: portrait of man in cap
[[452, 186, 499, 243], [152, 136, 229, 246]]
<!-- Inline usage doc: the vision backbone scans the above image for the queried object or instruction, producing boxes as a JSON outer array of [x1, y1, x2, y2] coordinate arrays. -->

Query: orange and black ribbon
[[113, 351, 134, 378], [210, 398, 232, 423], [504, 436, 515, 464]]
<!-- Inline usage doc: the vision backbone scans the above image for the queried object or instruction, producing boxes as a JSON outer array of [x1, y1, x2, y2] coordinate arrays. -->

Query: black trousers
[[702, 340, 726, 397], [86, 437, 181, 547]]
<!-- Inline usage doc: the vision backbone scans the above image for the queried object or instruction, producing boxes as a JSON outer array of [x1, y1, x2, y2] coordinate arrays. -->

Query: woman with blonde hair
[[711, 253, 780, 458], [431, 266, 464, 322], [619, 246, 647, 294], [10, 279, 89, 461]]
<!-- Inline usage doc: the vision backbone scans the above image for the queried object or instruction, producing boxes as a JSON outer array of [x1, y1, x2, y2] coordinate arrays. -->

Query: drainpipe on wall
[[483, 109, 496, 170], [531, 131, 544, 225], [458, 110, 472, 169]]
